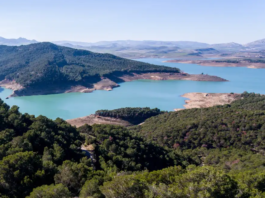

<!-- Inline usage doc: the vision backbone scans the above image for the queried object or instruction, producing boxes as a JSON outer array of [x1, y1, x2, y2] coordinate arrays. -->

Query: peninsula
[[0, 42, 227, 97], [166, 59, 265, 69], [174, 92, 242, 111]]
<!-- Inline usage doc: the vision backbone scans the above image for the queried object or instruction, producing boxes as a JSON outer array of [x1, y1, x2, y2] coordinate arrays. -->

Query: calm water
[[0, 58, 265, 120]]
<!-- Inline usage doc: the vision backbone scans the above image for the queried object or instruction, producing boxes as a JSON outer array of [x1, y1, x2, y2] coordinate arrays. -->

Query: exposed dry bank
[[0, 72, 227, 98], [175, 92, 242, 111]]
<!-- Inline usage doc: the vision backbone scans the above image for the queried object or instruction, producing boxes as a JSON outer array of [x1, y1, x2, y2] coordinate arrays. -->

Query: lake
[[0, 58, 265, 120]]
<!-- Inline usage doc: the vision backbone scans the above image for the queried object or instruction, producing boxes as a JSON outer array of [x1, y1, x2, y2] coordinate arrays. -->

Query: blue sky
[[0, 0, 264, 44]]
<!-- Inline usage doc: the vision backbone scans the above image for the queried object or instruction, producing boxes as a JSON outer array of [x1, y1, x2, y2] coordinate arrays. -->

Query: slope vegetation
[[130, 92, 265, 150]]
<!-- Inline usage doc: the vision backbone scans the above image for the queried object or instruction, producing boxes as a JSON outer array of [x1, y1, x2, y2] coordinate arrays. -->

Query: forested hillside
[[0, 43, 180, 88], [129, 92, 265, 150], [0, 99, 188, 198], [1, 92, 265, 197]]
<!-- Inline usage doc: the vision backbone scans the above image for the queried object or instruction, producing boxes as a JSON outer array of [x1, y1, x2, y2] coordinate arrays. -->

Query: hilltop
[[0, 42, 226, 97]]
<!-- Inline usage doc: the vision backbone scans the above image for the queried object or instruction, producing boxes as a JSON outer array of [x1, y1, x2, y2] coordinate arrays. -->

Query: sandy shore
[[174, 92, 242, 111], [67, 114, 132, 127], [166, 60, 265, 69], [0, 79, 24, 91], [0, 72, 227, 97]]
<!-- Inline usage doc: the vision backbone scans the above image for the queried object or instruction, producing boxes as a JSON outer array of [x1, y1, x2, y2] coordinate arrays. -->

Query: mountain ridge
[[2, 36, 265, 52]]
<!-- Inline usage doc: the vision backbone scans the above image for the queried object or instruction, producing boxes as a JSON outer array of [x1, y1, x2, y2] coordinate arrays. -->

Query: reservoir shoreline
[[0, 72, 227, 98]]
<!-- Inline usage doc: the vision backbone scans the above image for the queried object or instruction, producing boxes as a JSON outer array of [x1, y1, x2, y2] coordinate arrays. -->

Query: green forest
[[95, 107, 163, 124], [1, 92, 265, 197], [0, 43, 180, 88], [129, 92, 265, 150]]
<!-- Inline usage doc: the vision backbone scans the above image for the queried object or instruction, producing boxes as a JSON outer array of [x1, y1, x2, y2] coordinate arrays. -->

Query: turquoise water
[[0, 58, 265, 120]]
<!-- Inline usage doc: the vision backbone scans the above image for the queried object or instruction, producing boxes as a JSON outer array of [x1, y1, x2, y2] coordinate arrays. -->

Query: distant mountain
[[56, 40, 209, 49], [169, 41, 209, 49], [2, 36, 265, 58], [245, 38, 265, 50], [54, 40, 212, 58], [2, 36, 265, 52], [54, 40, 93, 47], [54, 40, 250, 58], [54, 41, 183, 58], [210, 42, 245, 51], [0, 37, 37, 46]]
